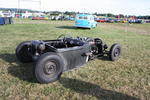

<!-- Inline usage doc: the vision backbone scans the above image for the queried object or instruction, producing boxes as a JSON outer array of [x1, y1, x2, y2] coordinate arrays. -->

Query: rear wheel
[[35, 52, 64, 84], [16, 41, 33, 63], [109, 44, 121, 61]]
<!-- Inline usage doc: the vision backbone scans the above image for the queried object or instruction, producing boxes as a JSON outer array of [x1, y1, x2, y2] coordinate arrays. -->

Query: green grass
[[0, 19, 150, 100]]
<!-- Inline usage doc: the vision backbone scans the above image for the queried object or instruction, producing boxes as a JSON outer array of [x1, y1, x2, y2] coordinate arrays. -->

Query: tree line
[[0, 8, 150, 19]]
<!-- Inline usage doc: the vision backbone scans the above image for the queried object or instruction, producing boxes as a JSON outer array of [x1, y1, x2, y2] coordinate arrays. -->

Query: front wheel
[[109, 44, 121, 61], [35, 52, 64, 84], [16, 41, 33, 63]]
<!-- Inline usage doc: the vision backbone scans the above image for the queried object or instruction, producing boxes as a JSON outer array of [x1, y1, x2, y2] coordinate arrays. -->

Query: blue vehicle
[[128, 19, 142, 24], [75, 14, 97, 29]]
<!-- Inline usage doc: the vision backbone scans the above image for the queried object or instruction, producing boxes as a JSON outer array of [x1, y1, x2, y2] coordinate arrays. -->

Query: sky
[[0, 0, 150, 15]]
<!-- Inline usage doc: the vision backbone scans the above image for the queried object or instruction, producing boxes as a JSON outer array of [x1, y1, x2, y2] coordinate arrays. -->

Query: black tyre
[[16, 41, 33, 63], [109, 43, 121, 61], [35, 52, 64, 84]]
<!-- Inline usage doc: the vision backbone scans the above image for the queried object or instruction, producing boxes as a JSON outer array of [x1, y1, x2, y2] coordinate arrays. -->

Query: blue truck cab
[[75, 14, 97, 29]]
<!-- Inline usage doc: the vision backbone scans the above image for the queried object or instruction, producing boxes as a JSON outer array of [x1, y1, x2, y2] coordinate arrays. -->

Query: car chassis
[[16, 35, 121, 83]]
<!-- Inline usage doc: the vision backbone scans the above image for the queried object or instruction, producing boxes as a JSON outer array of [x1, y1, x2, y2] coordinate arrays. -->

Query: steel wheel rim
[[44, 61, 57, 75], [114, 48, 120, 57]]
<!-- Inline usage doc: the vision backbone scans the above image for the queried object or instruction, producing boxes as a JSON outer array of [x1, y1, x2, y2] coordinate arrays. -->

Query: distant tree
[[107, 13, 112, 17], [118, 14, 124, 18], [64, 11, 76, 16], [50, 11, 62, 16], [93, 12, 98, 16]]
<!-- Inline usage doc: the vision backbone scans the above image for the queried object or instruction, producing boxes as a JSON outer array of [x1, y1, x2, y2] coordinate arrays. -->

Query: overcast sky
[[0, 0, 150, 15]]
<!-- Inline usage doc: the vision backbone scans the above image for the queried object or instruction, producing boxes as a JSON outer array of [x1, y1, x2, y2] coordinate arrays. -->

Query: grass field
[[0, 19, 150, 100]]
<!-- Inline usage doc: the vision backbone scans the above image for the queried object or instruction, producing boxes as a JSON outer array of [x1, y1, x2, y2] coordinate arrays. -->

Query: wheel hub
[[44, 61, 56, 75], [114, 48, 120, 57]]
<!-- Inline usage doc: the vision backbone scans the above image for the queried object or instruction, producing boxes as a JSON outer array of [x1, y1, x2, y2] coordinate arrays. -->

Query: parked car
[[32, 16, 38, 20], [112, 19, 118, 23], [105, 18, 114, 23], [128, 19, 142, 24], [69, 17, 75, 21], [16, 35, 121, 84], [32, 16, 49, 20], [75, 14, 97, 29], [145, 20, 150, 23], [39, 17, 44, 20], [96, 18, 105, 23]]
